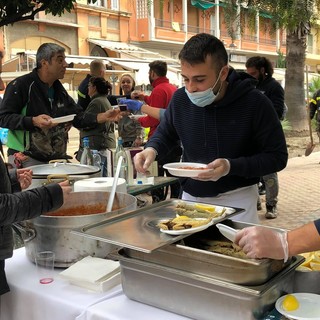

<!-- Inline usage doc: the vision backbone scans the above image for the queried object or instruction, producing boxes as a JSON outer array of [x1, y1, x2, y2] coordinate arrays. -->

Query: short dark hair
[[246, 56, 274, 77], [178, 33, 228, 71], [149, 60, 167, 77], [90, 59, 106, 76], [89, 76, 112, 95], [36, 43, 65, 69]]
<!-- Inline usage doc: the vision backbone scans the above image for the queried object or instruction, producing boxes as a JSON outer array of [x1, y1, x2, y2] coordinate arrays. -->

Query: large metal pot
[[26, 160, 101, 190], [13, 191, 137, 268]]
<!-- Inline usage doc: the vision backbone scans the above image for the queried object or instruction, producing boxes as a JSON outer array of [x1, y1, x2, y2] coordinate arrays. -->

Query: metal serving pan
[[114, 249, 304, 320], [72, 199, 244, 252], [123, 220, 289, 285]]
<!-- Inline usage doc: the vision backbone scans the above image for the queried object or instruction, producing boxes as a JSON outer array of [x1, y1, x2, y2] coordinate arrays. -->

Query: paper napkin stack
[[59, 256, 121, 292]]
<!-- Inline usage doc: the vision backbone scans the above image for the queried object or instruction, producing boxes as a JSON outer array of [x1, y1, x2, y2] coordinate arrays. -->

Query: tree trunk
[[285, 30, 308, 132]]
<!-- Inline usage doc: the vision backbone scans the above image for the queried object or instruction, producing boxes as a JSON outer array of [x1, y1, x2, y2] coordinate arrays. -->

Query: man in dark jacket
[[0, 141, 70, 298], [77, 59, 106, 111], [134, 33, 288, 224], [0, 43, 120, 168], [246, 56, 286, 219], [309, 88, 320, 142]]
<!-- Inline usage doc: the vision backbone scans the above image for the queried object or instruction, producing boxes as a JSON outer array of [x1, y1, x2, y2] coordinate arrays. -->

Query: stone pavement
[[258, 151, 320, 230]]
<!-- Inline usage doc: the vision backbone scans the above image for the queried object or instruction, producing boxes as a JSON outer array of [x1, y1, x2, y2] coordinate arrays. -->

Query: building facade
[[0, 0, 319, 92]]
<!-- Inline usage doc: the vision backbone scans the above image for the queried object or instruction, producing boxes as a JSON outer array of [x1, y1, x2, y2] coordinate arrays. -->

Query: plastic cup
[[117, 97, 127, 111], [35, 251, 55, 284]]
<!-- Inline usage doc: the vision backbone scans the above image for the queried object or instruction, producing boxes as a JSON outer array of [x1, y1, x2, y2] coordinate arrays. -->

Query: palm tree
[[223, 0, 320, 132]]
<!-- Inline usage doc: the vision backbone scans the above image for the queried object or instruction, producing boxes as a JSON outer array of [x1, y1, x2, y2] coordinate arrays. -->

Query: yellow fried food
[[282, 294, 299, 312], [175, 201, 226, 219], [158, 216, 211, 231], [297, 250, 320, 271]]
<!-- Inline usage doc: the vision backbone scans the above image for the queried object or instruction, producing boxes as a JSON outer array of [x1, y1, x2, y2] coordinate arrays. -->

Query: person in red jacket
[[131, 61, 181, 202], [132, 60, 177, 139]]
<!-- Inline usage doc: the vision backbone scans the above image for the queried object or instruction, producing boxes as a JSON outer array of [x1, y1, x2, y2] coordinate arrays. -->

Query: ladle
[[106, 155, 123, 212]]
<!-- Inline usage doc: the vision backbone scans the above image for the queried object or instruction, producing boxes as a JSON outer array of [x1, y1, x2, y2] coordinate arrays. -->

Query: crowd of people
[[1, 34, 320, 304]]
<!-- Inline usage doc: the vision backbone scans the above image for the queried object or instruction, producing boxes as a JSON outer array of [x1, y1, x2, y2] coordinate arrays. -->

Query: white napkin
[[59, 256, 121, 292]]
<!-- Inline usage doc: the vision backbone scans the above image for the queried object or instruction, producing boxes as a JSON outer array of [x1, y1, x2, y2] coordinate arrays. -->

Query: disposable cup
[[35, 251, 55, 284], [117, 97, 127, 111]]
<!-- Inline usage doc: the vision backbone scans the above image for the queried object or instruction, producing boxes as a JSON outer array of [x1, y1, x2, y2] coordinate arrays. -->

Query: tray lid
[[72, 199, 244, 253]]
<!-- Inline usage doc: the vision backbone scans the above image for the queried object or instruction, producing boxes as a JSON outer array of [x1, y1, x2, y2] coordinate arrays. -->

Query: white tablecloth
[[2, 248, 188, 320]]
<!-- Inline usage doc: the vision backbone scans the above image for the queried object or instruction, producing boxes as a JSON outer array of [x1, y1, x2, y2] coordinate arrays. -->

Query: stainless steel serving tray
[[72, 199, 244, 253], [114, 250, 304, 320], [123, 220, 289, 285]]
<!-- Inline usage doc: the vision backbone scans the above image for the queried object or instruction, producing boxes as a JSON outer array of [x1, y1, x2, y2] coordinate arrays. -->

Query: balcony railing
[[154, 19, 214, 35], [242, 34, 258, 42], [259, 38, 276, 45]]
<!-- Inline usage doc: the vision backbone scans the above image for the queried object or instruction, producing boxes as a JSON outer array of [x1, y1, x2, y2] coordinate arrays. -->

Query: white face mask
[[185, 69, 223, 107]]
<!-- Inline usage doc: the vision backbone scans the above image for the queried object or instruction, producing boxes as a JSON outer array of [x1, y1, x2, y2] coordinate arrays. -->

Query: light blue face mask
[[185, 69, 223, 107]]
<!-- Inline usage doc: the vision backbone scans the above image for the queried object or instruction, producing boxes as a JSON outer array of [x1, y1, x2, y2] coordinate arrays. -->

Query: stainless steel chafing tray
[[114, 250, 304, 320], [123, 220, 289, 285], [72, 199, 244, 252]]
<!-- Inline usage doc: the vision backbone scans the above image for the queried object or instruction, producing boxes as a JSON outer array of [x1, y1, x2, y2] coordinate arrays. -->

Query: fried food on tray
[[175, 201, 226, 219], [203, 240, 248, 259], [158, 216, 211, 231]]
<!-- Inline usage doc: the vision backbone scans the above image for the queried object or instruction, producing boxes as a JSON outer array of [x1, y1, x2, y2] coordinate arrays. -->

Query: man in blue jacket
[[134, 33, 288, 224]]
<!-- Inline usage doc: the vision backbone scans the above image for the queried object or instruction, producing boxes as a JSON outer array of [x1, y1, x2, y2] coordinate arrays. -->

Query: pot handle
[[47, 174, 70, 184], [12, 222, 36, 243], [49, 159, 67, 164]]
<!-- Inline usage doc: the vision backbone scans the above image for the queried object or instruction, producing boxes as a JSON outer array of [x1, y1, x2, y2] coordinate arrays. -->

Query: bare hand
[[133, 147, 156, 173], [17, 168, 33, 190], [97, 109, 125, 123], [32, 114, 53, 129], [132, 136, 143, 147], [195, 158, 230, 181], [58, 180, 72, 201], [131, 90, 144, 101]]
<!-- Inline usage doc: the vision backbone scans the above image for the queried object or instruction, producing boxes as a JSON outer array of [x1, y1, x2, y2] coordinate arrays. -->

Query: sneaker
[[258, 185, 266, 195], [257, 199, 262, 211], [265, 205, 278, 219]]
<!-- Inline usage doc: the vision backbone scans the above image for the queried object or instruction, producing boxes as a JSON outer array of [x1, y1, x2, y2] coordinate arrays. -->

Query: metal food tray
[[115, 249, 304, 320], [72, 199, 244, 253], [124, 220, 289, 285]]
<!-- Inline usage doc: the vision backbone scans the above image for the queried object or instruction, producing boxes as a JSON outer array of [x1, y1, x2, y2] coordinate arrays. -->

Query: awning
[[64, 55, 112, 67], [191, 0, 218, 10], [88, 39, 162, 59]]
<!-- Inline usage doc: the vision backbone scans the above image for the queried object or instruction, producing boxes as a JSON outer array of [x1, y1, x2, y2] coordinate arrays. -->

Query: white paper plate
[[128, 114, 145, 120], [216, 223, 237, 242], [163, 162, 210, 177], [275, 293, 320, 319], [160, 219, 213, 236], [51, 114, 76, 124]]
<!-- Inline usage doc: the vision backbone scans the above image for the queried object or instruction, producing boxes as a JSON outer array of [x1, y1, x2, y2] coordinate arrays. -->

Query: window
[[88, 0, 105, 7], [111, 0, 119, 10]]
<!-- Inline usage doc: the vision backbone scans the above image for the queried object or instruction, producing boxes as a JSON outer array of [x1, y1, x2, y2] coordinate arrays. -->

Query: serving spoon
[[216, 223, 237, 242], [106, 155, 123, 212]]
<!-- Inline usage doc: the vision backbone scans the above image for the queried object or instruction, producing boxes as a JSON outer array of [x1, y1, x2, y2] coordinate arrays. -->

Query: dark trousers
[[152, 144, 182, 203]]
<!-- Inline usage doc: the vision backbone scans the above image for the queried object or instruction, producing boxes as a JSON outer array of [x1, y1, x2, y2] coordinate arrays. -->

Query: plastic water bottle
[[92, 149, 103, 175], [0, 128, 8, 145], [80, 137, 93, 165], [114, 137, 128, 182]]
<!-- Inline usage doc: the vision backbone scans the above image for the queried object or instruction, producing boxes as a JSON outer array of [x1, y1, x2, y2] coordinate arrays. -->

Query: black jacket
[[0, 142, 63, 295], [0, 69, 97, 161], [256, 76, 285, 120], [146, 69, 288, 197]]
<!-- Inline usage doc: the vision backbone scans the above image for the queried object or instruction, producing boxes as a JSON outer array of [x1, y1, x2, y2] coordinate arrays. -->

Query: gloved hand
[[119, 99, 143, 111], [234, 226, 289, 262]]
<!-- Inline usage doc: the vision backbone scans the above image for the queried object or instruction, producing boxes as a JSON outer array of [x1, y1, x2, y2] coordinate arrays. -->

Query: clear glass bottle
[[114, 137, 128, 182], [92, 149, 103, 176], [80, 137, 93, 166]]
